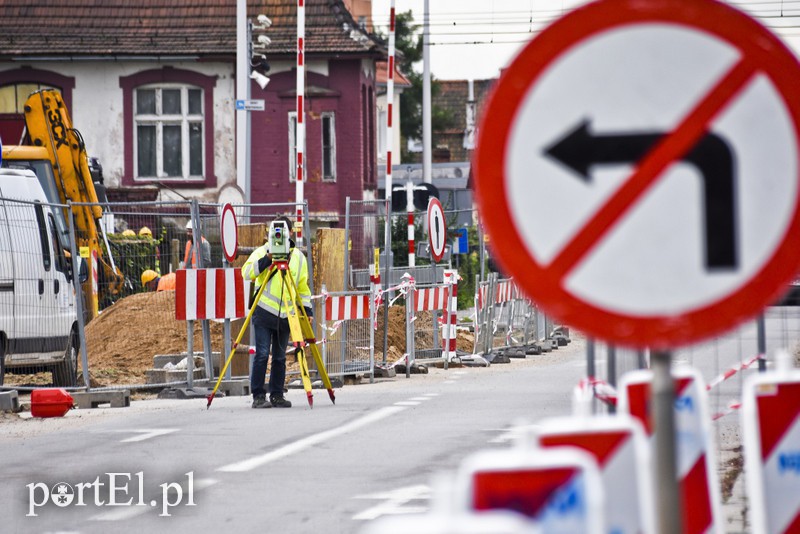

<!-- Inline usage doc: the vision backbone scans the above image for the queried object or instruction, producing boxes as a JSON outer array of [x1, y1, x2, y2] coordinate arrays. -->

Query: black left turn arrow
[[544, 119, 738, 271]]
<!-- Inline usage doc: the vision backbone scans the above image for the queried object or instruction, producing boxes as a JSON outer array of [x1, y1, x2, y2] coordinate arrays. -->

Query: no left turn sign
[[474, 0, 800, 348]]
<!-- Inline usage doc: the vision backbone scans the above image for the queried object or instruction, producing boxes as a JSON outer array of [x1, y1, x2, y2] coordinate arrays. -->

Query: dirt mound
[[83, 292, 474, 386], [84, 291, 225, 386]]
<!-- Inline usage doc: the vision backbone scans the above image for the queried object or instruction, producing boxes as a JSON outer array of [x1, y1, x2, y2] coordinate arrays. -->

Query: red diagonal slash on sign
[[547, 57, 758, 279]]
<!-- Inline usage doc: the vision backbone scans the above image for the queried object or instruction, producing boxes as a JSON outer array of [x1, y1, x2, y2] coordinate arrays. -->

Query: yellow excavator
[[1, 89, 123, 319]]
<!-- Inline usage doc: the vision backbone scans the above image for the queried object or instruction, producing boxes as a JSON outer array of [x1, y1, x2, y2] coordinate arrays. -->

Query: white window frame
[[321, 112, 337, 182], [133, 84, 205, 182], [288, 111, 297, 182]]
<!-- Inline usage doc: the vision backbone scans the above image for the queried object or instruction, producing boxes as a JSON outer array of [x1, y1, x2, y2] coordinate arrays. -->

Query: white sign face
[[427, 198, 447, 262], [474, 0, 800, 348], [235, 99, 265, 111], [220, 203, 238, 263]]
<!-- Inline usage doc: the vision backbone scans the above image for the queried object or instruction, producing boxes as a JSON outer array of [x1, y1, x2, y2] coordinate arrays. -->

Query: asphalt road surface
[[2, 307, 798, 533]]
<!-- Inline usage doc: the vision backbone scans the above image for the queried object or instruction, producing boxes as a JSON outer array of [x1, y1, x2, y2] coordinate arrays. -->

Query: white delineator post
[[443, 270, 458, 363], [407, 180, 415, 266], [295, 0, 305, 246]]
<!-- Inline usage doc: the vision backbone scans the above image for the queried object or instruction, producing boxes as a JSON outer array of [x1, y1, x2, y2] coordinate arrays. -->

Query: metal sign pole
[[652, 349, 681, 534]]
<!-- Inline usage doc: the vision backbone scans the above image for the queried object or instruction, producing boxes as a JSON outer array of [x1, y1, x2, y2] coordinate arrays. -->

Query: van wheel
[[53, 332, 78, 388]]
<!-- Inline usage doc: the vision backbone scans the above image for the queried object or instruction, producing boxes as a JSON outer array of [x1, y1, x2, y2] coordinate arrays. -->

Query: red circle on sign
[[220, 203, 238, 264], [428, 197, 447, 262], [474, 0, 800, 349]]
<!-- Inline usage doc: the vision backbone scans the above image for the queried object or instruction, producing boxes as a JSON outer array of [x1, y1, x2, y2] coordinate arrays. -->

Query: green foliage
[[107, 230, 166, 297]]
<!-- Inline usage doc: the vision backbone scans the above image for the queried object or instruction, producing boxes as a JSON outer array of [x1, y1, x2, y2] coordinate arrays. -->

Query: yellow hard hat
[[141, 269, 158, 286], [122, 229, 136, 237], [139, 226, 152, 237]]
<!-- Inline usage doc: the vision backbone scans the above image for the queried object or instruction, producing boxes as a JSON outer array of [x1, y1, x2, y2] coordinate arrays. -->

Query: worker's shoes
[[252, 395, 271, 409], [270, 395, 292, 408]]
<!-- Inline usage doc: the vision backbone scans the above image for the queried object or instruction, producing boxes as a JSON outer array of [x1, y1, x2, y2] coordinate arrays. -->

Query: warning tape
[[711, 400, 742, 421], [706, 353, 762, 390], [577, 377, 618, 407]]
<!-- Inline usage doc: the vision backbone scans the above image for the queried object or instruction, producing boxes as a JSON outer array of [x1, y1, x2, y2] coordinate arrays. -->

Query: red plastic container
[[31, 389, 74, 418]]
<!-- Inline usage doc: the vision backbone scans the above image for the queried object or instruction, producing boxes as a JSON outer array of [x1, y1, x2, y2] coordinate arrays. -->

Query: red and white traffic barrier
[[619, 367, 722, 534], [742, 352, 800, 534], [415, 286, 448, 312], [537, 415, 655, 534], [325, 294, 370, 321], [175, 268, 251, 321]]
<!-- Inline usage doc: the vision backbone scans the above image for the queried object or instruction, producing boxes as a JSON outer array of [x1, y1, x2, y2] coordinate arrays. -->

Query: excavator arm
[[23, 90, 123, 314]]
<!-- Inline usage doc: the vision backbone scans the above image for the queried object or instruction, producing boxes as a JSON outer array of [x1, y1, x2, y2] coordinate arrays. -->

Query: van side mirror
[[75, 257, 88, 284]]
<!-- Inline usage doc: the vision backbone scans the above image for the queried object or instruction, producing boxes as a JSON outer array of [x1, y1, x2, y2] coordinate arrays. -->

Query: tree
[[382, 11, 453, 161]]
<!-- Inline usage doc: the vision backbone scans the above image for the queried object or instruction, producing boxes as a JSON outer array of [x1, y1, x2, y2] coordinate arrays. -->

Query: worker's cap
[[122, 229, 136, 237], [141, 269, 158, 286], [186, 220, 194, 231], [138, 226, 152, 238]]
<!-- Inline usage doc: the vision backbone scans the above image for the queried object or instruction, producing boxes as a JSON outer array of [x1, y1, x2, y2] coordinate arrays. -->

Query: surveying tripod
[[207, 258, 336, 409]]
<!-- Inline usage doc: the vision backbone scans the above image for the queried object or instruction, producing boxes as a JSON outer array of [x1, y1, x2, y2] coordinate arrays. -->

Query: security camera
[[250, 71, 270, 90], [257, 35, 271, 46], [257, 14, 272, 28]]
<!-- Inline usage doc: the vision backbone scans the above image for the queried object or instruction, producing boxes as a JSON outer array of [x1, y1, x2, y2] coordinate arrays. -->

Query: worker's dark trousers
[[251, 306, 290, 398]]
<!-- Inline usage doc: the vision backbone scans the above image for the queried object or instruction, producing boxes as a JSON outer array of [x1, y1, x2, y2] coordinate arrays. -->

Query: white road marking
[[407, 397, 432, 402], [90, 478, 218, 521], [217, 406, 407, 473], [113, 429, 179, 443], [394, 401, 420, 406], [352, 484, 431, 521], [422, 393, 440, 397]]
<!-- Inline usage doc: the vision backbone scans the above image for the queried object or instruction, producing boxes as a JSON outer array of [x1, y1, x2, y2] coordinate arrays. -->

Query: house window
[[288, 112, 298, 182], [134, 85, 204, 181], [0, 83, 56, 113], [377, 109, 387, 161], [321, 112, 336, 182]]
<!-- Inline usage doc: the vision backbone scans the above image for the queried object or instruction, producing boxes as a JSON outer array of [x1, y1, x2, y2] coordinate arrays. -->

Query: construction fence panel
[[344, 198, 384, 279], [410, 284, 448, 363], [320, 289, 374, 378]]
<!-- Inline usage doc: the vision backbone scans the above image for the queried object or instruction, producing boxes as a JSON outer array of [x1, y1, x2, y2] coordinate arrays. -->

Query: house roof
[[0, 0, 384, 60], [435, 79, 496, 136], [375, 60, 412, 87]]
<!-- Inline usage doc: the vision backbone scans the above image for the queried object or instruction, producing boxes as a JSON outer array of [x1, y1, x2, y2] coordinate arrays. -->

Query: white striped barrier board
[[175, 269, 251, 321], [415, 285, 448, 312], [742, 367, 800, 534], [325, 294, 370, 321], [618, 367, 722, 534], [455, 446, 605, 534], [495, 280, 518, 303], [537, 415, 655, 534]]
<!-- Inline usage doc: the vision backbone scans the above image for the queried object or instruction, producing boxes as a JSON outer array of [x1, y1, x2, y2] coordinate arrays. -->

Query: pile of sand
[[82, 291, 474, 386]]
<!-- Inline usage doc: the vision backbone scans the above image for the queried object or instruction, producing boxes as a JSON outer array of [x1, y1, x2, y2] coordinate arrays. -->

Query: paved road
[[1, 307, 798, 533]]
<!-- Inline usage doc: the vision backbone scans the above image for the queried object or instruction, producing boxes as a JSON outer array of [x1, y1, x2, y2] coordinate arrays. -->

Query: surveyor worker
[[141, 269, 176, 292], [183, 220, 211, 268], [242, 216, 312, 409]]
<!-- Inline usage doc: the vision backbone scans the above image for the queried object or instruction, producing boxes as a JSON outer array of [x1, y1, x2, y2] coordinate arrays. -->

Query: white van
[[0, 168, 86, 387]]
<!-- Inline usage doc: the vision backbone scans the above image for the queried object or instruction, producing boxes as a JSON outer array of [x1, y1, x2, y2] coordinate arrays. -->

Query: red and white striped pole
[[443, 270, 458, 362], [406, 180, 415, 266], [295, 0, 305, 246], [383, 1, 396, 271]]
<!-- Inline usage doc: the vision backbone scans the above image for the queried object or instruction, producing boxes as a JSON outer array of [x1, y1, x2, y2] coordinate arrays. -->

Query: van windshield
[[1, 158, 69, 244]]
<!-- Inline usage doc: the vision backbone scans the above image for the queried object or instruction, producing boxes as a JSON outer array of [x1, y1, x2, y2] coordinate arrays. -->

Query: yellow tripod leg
[[207, 273, 270, 409], [279, 268, 315, 407], [284, 268, 336, 405]]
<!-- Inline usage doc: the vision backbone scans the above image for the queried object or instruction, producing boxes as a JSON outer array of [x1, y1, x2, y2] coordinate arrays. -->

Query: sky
[[370, 0, 800, 81]]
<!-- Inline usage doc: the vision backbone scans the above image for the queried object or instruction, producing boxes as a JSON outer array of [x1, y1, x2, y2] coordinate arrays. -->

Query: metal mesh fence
[[345, 198, 384, 278], [320, 290, 375, 378]]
